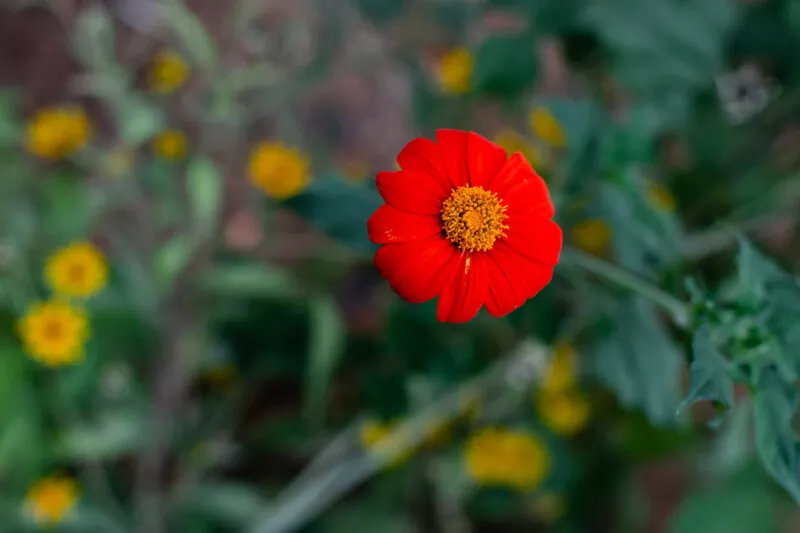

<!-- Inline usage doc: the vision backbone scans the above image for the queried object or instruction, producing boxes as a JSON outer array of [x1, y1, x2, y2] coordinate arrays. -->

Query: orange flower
[[367, 130, 562, 322]]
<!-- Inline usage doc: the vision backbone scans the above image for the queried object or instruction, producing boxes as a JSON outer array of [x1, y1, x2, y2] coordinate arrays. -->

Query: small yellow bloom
[[360, 419, 413, 467], [646, 180, 677, 211], [528, 107, 566, 148], [45, 242, 108, 298], [17, 301, 89, 366], [529, 492, 567, 523], [571, 219, 612, 256], [148, 49, 189, 94], [536, 390, 591, 437], [248, 142, 311, 200], [25, 106, 91, 160], [493, 131, 543, 168], [435, 48, 473, 94], [24, 476, 79, 525], [464, 427, 549, 490], [152, 129, 189, 161], [541, 341, 578, 394]]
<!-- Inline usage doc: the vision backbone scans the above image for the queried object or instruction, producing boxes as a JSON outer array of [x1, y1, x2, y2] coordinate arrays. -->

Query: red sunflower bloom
[[367, 129, 562, 323]]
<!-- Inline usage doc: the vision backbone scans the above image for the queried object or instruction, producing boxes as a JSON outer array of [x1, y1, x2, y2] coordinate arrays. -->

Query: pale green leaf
[[197, 263, 301, 299], [56, 410, 145, 461], [72, 5, 116, 70], [153, 236, 195, 291], [187, 156, 222, 236], [680, 325, 734, 414], [305, 296, 346, 426], [159, 2, 219, 73]]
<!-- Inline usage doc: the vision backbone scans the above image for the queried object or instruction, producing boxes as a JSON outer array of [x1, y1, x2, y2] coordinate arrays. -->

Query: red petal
[[436, 129, 470, 188], [467, 132, 507, 188], [368, 204, 442, 244], [488, 154, 554, 218], [389, 236, 459, 304], [490, 242, 554, 302], [376, 170, 446, 215], [436, 253, 489, 323], [374, 243, 408, 280], [504, 215, 562, 266], [396, 138, 451, 196], [483, 253, 523, 317]]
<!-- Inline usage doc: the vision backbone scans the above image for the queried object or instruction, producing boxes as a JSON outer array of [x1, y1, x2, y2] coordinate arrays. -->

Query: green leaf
[[473, 33, 538, 97], [0, 90, 21, 145], [56, 410, 145, 461], [305, 296, 346, 426], [159, 2, 219, 74], [356, 0, 407, 25], [319, 499, 413, 533], [284, 175, 381, 253], [115, 96, 164, 147], [40, 175, 96, 243], [669, 463, 777, 533], [187, 156, 222, 236], [198, 263, 302, 300], [680, 325, 734, 414], [72, 4, 116, 70], [590, 298, 684, 426], [735, 237, 788, 300], [153, 236, 195, 291], [180, 483, 267, 528], [752, 366, 800, 503], [584, 0, 739, 100]]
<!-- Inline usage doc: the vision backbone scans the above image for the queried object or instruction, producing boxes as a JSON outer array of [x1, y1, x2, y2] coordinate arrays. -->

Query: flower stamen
[[441, 186, 508, 252]]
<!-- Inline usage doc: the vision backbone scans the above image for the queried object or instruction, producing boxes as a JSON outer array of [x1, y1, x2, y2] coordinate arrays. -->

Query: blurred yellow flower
[[464, 427, 549, 490], [571, 219, 612, 256], [25, 106, 91, 160], [529, 492, 567, 523], [360, 419, 412, 467], [528, 107, 566, 148], [248, 142, 310, 200], [541, 341, 577, 394], [646, 180, 677, 211], [435, 48, 473, 94], [17, 301, 89, 366], [152, 129, 189, 161], [46, 242, 108, 298], [493, 130, 543, 168], [148, 49, 189, 94], [536, 390, 591, 437], [24, 476, 78, 526]]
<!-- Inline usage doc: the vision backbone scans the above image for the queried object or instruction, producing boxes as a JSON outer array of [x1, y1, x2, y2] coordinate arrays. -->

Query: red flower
[[367, 129, 562, 323]]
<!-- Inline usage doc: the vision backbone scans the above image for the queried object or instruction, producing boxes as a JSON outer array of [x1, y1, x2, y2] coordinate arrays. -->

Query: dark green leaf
[[473, 33, 538, 97], [180, 483, 267, 528], [356, 0, 406, 25], [752, 366, 800, 503], [680, 325, 734, 414], [284, 175, 381, 253], [590, 298, 684, 426]]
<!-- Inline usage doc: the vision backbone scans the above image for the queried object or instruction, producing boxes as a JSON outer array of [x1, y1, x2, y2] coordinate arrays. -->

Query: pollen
[[441, 186, 508, 252]]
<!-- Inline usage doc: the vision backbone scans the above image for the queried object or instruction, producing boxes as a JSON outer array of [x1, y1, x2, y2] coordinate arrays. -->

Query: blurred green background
[[2, 0, 800, 531]]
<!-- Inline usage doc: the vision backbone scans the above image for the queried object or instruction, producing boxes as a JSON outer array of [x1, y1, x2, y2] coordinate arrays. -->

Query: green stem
[[559, 246, 691, 329]]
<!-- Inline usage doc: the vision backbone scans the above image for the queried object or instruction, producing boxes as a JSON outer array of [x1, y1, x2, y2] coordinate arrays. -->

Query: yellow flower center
[[441, 186, 508, 252]]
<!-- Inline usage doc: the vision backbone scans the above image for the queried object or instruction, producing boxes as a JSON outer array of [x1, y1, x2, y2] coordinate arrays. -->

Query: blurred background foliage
[[2, 0, 800, 532]]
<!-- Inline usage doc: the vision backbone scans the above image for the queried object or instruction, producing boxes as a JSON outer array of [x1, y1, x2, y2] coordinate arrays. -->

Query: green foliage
[[473, 33, 539, 98], [590, 298, 684, 426]]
